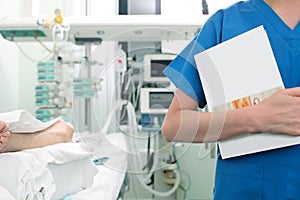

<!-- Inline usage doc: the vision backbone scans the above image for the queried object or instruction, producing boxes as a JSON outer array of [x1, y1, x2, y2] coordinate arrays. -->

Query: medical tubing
[[137, 169, 181, 197], [125, 100, 181, 197], [138, 133, 159, 183], [147, 134, 159, 181], [14, 42, 52, 62], [102, 100, 180, 197], [125, 100, 159, 182], [104, 100, 140, 139], [101, 99, 144, 164], [102, 99, 141, 148], [101, 100, 128, 134]]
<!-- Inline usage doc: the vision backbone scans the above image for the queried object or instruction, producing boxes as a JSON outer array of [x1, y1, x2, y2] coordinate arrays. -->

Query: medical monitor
[[143, 54, 176, 83], [140, 88, 174, 114]]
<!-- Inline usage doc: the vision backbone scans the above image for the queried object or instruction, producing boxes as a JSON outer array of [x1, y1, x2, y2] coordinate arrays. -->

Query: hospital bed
[[0, 130, 128, 200], [0, 108, 130, 200], [71, 132, 129, 200]]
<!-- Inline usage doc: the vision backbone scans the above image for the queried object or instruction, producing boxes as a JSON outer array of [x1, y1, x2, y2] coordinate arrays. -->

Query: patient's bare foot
[[0, 121, 10, 152], [36, 119, 74, 143]]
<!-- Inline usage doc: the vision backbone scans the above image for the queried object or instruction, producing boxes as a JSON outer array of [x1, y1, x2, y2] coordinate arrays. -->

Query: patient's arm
[[0, 119, 74, 153]]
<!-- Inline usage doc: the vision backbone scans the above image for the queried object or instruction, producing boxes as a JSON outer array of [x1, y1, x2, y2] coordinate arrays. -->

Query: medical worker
[[0, 119, 73, 153], [162, 0, 300, 199]]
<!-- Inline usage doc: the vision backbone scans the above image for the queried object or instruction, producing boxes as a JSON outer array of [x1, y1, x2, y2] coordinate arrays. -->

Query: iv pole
[[84, 43, 92, 131], [84, 0, 92, 131]]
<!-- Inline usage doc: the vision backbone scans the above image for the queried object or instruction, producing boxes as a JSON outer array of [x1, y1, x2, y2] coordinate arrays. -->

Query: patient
[[0, 119, 74, 153]]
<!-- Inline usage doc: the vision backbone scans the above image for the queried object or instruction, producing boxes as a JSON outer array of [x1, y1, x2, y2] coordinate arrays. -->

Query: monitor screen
[[149, 92, 174, 109], [144, 54, 176, 83], [150, 60, 172, 78]]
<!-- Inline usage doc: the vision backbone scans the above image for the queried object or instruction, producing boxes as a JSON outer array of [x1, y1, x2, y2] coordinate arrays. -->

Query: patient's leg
[[0, 121, 10, 152], [0, 119, 74, 153]]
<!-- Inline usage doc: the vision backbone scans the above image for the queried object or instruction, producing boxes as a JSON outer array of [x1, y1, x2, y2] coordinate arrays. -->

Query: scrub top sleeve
[[163, 10, 224, 108]]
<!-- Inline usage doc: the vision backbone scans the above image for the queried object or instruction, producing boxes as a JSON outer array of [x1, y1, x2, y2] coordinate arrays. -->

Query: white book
[[194, 26, 300, 159]]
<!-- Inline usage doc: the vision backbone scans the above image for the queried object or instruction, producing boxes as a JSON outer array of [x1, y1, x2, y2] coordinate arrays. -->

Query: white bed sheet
[[0, 142, 98, 200], [0, 184, 17, 200], [71, 132, 128, 200], [0, 151, 55, 200], [23, 142, 98, 200], [0, 132, 128, 200]]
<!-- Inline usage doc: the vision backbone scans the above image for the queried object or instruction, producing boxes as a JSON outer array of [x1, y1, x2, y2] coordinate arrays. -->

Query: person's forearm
[[162, 87, 300, 143], [162, 106, 256, 143]]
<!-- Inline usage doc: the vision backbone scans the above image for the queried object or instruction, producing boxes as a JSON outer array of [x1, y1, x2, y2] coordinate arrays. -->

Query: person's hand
[[252, 87, 300, 136], [0, 121, 10, 151]]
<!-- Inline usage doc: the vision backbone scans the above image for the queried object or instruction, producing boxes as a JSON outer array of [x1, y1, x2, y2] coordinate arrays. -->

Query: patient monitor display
[[143, 54, 176, 83], [149, 92, 174, 109], [140, 88, 174, 128], [140, 88, 174, 114], [150, 60, 171, 77]]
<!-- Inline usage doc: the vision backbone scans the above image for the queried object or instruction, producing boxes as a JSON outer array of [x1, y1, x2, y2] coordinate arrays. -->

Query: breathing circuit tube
[[104, 99, 180, 197]]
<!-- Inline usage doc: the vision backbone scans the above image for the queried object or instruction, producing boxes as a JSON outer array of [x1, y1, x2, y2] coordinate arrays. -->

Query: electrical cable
[[14, 42, 52, 63], [34, 37, 54, 54]]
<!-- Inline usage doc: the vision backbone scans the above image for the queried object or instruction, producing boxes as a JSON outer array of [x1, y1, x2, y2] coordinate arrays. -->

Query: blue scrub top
[[163, 0, 300, 199]]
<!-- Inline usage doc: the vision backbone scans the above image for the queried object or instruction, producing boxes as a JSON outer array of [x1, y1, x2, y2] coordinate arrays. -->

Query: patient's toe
[[0, 121, 8, 132], [2, 131, 10, 138], [0, 134, 8, 143], [0, 131, 10, 152]]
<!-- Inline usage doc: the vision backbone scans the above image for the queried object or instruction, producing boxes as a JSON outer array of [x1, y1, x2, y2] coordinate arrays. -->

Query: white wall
[[0, 0, 21, 112], [31, 0, 86, 17], [208, 0, 241, 13], [0, 37, 19, 112], [161, 0, 241, 18], [90, 0, 118, 16]]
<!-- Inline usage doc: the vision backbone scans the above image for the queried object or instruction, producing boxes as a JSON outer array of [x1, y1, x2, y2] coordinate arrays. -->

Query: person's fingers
[[282, 87, 300, 97]]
